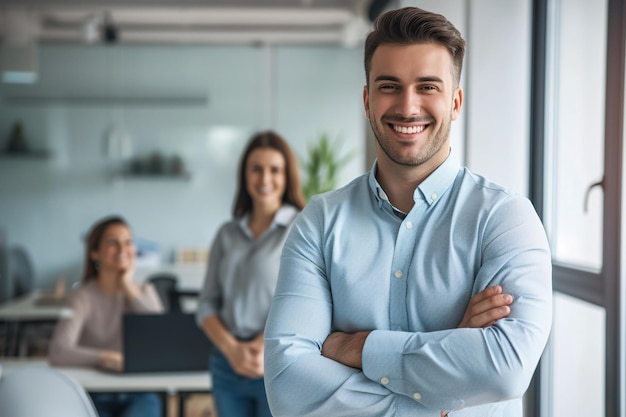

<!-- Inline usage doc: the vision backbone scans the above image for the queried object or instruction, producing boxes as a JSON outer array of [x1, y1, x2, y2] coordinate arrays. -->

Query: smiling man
[[264, 7, 552, 417]]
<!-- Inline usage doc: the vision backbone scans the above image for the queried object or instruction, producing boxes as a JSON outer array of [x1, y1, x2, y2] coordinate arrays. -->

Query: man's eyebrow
[[373, 75, 400, 83], [415, 76, 444, 83], [373, 75, 444, 83]]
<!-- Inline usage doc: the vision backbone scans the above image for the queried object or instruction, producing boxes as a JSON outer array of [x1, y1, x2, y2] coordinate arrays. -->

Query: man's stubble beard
[[369, 113, 452, 167]]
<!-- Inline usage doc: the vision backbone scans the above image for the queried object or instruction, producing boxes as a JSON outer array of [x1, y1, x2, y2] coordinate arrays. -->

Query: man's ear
[[451, 86, 463, 121], [363, 85, 370, 120]]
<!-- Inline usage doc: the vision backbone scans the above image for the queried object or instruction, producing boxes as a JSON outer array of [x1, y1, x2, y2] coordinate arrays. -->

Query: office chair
[[0, 365, 99, 417], [147, 273, 181, 312], [3, 246, 53, 356], [0, 245, 9, 303], [8, 246, 35, 298], [0, 245, 35, 303]]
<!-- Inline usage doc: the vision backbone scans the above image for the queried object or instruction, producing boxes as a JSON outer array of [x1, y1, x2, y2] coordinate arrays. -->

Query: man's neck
[[375, 150, 448, 214]]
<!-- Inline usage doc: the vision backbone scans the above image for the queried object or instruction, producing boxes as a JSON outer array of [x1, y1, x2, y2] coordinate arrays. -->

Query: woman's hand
[[99, 350, 124, 372], [201, 316, 265, 378], [119, 255, 141, 300], [224, 339, 264, 379], [120, 256, 135, 286]]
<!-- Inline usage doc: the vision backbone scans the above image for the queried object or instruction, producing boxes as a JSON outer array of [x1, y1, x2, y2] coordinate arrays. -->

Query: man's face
[[363, 42, 462, 169]]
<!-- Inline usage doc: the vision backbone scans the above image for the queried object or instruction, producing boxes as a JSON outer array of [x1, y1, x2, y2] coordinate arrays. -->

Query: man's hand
[[321, 286, 512, 371], [321, 331, 371, 369], [457, 285, 512, 328], [441, 286, 512, 416]]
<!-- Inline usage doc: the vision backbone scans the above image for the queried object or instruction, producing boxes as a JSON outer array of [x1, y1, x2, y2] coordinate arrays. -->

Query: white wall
[[0, 44, 365, 288], [408, 0, 532, 195]]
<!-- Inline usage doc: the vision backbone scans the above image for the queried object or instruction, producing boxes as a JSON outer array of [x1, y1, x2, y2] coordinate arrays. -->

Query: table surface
[[0, 265, 205, 322], [0, 291, 69, 321], [0, 358, 212, 393]]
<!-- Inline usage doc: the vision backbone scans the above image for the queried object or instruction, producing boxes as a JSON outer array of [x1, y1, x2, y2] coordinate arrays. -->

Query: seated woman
[[48, 215, 163, 417]]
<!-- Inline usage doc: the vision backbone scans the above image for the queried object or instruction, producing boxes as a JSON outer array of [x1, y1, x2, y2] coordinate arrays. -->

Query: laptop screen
[[122, 312, 212, 373]]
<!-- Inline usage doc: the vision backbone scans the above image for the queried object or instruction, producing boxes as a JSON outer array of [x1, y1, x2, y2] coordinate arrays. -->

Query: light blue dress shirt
[[264, 157, 552, 417], [196, 205, 299, 340]]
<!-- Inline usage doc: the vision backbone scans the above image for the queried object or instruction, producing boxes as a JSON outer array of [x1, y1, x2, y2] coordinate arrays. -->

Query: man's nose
[[397, 89, 421, 116]]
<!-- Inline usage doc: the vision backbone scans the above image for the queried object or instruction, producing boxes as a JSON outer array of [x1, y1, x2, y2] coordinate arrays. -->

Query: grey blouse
[[195, 205, 299, 340]]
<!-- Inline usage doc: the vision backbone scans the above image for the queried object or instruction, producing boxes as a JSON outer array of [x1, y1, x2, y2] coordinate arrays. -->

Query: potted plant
[[300, 133, 355, 201]]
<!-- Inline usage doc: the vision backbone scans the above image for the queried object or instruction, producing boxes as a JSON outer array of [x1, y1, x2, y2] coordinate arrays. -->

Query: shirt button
[[406, 221, 413, 229], [378, 191, 387, 200], [380, 377, 389, 385], [394, 270, 403, 279], [431, 193, 438, 201], [413, 392, 422, 400]]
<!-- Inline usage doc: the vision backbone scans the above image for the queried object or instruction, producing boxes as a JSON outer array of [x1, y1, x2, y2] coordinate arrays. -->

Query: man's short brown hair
[[364, 7, 466, 87]]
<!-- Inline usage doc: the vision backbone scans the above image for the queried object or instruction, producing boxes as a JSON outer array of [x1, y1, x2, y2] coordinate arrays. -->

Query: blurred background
[[2, 0, 532, 289], [1, 1, 624, 417]]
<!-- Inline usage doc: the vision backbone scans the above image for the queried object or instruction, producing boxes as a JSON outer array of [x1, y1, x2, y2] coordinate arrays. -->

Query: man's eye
[[380, 84, 398, 91]]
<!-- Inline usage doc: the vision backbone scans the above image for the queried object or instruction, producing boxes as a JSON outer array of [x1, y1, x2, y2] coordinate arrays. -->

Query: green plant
[[300, 133, 355, 201]]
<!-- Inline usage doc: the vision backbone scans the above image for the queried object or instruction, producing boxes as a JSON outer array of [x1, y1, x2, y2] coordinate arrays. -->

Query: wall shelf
[[113, 172, 192, 182], [0, 150, 52, 159]]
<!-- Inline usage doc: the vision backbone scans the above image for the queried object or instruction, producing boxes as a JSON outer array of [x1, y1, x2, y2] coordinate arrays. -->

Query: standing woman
[[196, 130, 306, 417], [48, 215, 164, 417]]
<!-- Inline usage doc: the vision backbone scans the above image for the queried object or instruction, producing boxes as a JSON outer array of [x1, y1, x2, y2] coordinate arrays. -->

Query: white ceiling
[[0, 0, 392, 46]]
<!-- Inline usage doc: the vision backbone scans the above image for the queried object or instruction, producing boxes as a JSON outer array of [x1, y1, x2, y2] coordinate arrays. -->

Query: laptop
[[122, 312, 212, 373]]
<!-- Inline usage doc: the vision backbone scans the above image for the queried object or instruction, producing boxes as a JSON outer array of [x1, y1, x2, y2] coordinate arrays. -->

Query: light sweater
[[48, 279, 163, 367]]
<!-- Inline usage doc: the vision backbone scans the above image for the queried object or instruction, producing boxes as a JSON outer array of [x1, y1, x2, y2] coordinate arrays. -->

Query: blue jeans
[[211, 350, 272, 417], [89, 392, 162, 417]]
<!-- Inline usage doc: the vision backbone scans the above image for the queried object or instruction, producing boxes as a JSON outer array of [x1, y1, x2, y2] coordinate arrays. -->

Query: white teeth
[[393, 125, 425, 134]]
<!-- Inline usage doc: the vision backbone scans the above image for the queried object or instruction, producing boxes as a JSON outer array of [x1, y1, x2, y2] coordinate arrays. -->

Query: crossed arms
[[264, 195, 552, 416]]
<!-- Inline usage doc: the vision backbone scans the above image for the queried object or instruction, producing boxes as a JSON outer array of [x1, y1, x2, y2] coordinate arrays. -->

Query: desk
[[0, 292, 68, 356], [0, 291, 69, 321], [0, 358, 212, 417], [0, 274, 203, 356]]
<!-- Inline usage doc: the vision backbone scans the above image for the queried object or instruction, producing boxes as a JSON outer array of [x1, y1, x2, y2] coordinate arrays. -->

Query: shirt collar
[[237, 204, 299, 236], [368, 153, 460, 210], [272, 204, 299, 225], [414, 154, 460, 206], [368, 161, 388, 209]]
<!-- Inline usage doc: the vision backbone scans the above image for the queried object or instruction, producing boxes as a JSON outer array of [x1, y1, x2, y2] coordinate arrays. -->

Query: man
[[264, 7, 552, 417]]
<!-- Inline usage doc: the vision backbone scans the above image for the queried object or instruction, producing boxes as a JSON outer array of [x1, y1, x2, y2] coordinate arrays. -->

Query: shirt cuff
[[362, 329, 413, 392]]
